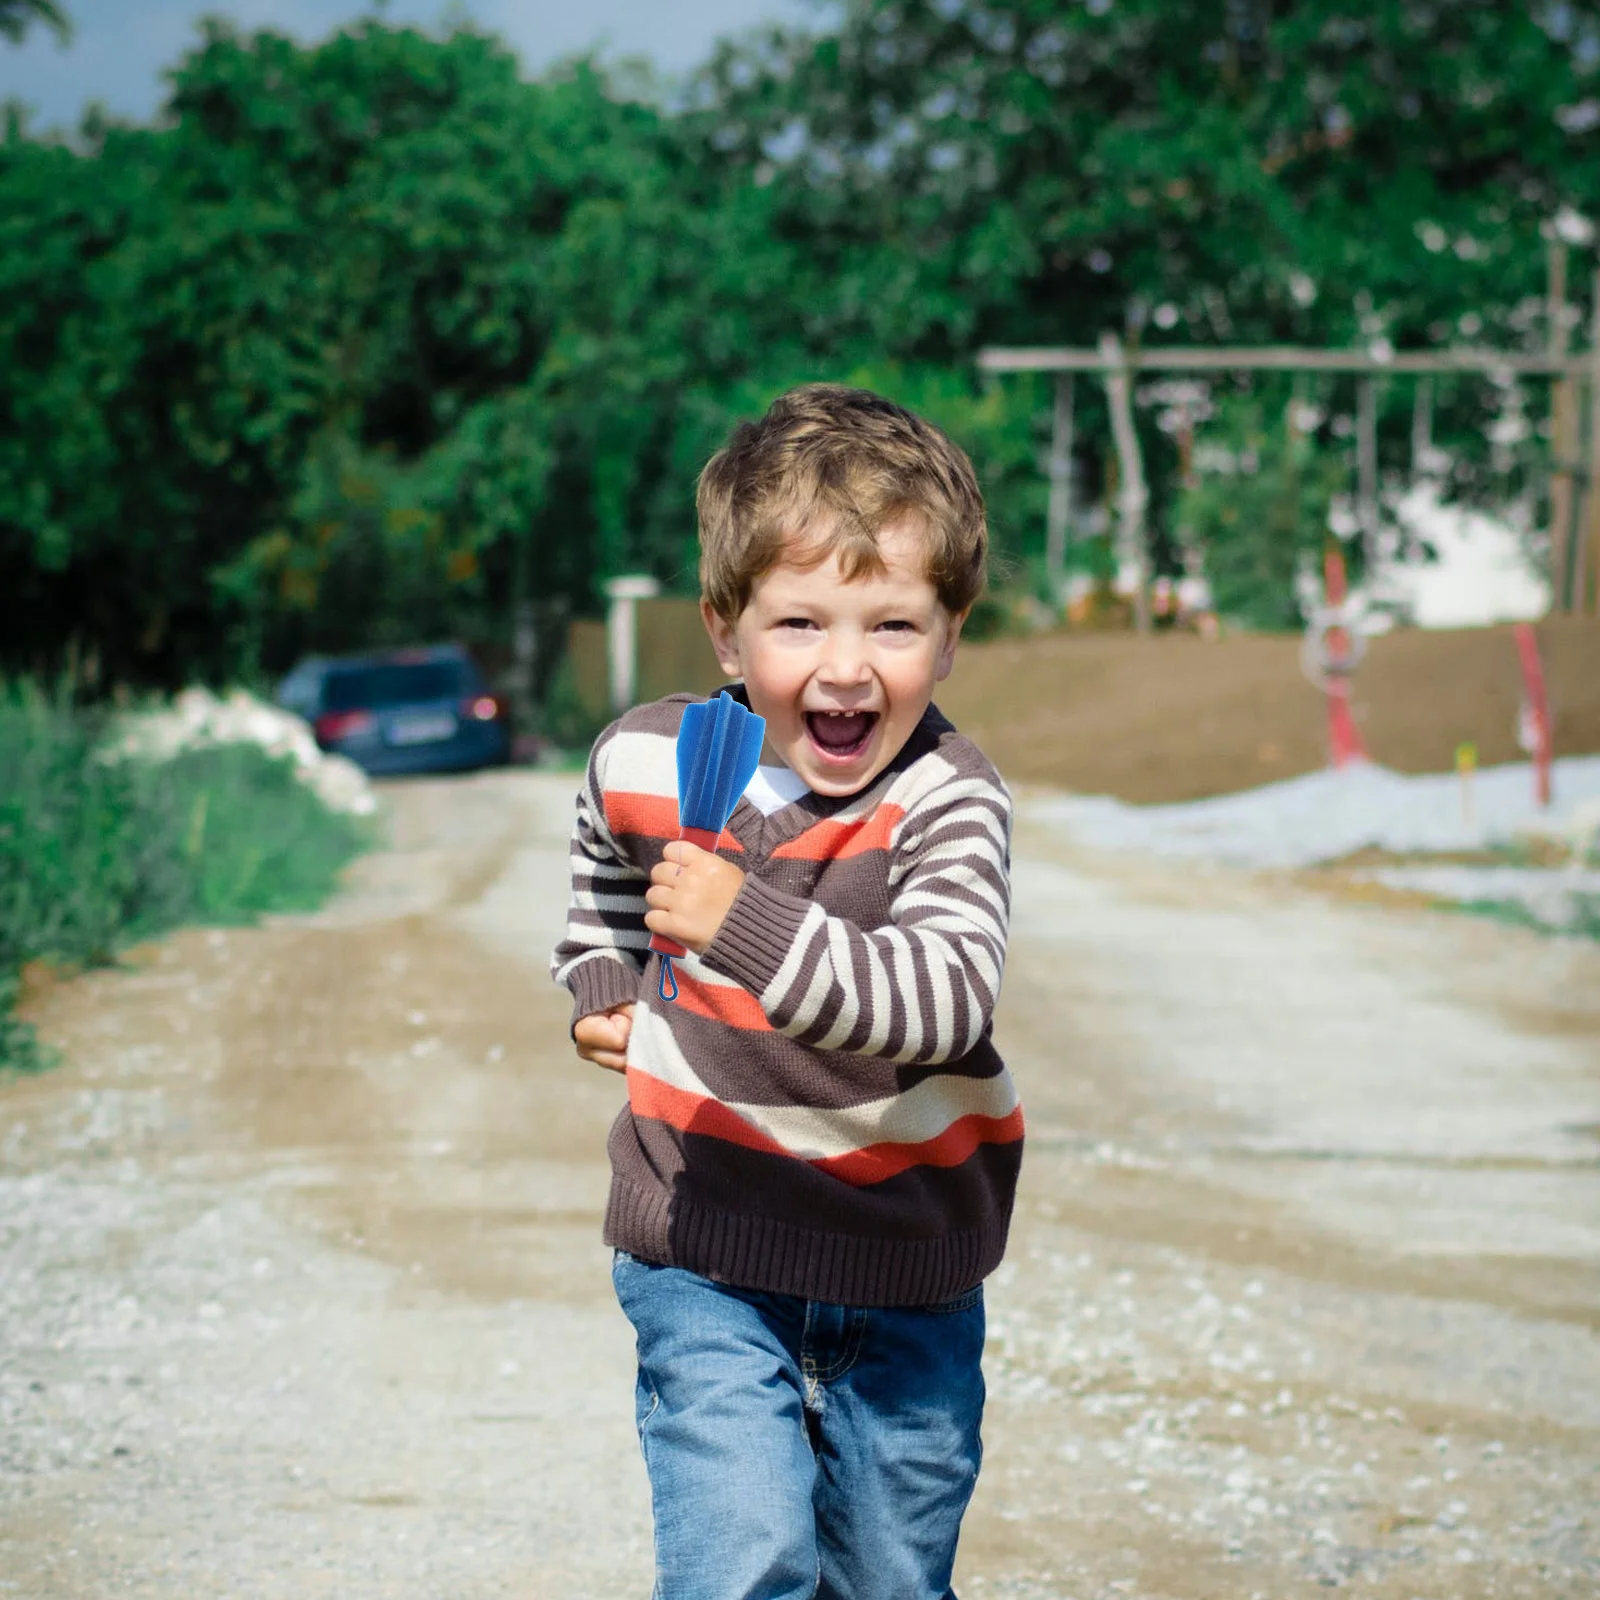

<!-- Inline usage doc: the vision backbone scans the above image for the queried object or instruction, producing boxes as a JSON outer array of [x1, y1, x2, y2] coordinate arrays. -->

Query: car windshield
[[322, 660, 468, 711]]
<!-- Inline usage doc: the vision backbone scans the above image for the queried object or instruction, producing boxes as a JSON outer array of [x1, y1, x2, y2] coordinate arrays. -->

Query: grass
[[536, 652, 610, 759], [1450, 893, 1600, 943], [0, 680, 372, 1074]]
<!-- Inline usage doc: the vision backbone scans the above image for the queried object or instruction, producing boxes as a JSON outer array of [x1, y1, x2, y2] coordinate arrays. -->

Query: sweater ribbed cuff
[[566, 954, 645, 1035], [700, 873, 813, 998]]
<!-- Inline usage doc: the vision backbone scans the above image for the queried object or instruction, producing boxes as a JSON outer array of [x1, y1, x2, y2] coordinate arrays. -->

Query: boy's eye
[[878, 620, 914, 632], [778, 617, 816, 630]]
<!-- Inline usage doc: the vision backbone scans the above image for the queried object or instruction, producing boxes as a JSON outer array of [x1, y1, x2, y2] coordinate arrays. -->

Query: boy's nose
[[818, 635, 871, 686]]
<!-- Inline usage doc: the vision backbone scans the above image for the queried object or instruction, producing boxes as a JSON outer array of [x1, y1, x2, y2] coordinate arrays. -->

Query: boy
[[550, 384, 1022, 1600]]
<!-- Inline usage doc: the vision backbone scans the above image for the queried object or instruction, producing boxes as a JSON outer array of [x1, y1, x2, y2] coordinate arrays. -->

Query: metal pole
[[1357, 377, 1380, 573], [1584, 269, 1600, 615], [1045, 375, 1075, 603], [1548, 238, 1576, 611], [978, 345, 1589, 376]]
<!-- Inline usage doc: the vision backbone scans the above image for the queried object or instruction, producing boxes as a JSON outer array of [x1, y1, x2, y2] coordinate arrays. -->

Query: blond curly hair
[[697, 384, 988, 621]]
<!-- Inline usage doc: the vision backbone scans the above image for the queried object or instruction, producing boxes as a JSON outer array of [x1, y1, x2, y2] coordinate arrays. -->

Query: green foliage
[[700, 1, 1597, 353], [0, 679, 370, 1072], [956, 593, 1012, 643], [2, 4, 1598, 689], [0, 25, 686, 682], [0, 0, 69, 46], [536, 652, 611, 754], [1175, 396, 1347, 630]]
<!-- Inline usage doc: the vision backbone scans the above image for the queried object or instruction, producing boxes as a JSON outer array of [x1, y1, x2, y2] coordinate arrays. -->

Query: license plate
[[388, 712, 456, 746]]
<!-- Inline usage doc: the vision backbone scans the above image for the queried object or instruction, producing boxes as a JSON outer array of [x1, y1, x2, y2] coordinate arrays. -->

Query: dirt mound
[[937, 618, 1600, 803]]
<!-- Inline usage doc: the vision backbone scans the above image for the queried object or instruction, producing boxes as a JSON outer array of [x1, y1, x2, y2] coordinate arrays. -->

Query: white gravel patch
[[1023, 756, 1600, 870], [1022, 758, 1600, 929]]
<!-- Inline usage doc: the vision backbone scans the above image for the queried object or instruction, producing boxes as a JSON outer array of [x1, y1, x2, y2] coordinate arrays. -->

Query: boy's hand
[[574, 1002, 635, 1074], [645, 840, 745, 954]]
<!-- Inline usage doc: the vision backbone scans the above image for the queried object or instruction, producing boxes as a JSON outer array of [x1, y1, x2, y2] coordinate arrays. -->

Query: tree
[[697, 1, 1600, 355], [0, 0, 69, 45], [0, 21, 731, 681], [694, 0, 1600, 552], [1175, 396, 1346, 630], [6, 3, 1597, 688]]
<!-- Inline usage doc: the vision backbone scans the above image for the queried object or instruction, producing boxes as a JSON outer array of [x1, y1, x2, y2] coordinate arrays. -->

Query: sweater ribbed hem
[[701, 874, 812, 998], [603, 1175, 1010, 1309], [565, 953, 645, 1035]]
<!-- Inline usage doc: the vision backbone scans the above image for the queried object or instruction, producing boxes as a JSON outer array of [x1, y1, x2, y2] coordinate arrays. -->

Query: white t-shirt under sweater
[[742, 763, 812, 816]]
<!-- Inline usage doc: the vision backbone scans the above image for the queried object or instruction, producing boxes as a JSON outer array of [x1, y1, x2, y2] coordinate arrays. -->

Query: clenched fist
[[574, 1002, 635, 1074], [644, 839, 745, 955]]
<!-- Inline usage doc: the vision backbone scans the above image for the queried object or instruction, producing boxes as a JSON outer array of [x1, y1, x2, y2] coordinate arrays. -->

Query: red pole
[[1514, 622, 1553, 808], [1323, 546, 1369, 768]]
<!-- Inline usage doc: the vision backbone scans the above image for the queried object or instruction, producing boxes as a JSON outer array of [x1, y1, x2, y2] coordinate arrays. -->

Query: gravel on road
[[3, 770, 1596, 1599]]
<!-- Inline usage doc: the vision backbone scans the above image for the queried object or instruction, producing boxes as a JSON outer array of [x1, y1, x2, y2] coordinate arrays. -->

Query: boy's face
[[701, 518, 966, 797]]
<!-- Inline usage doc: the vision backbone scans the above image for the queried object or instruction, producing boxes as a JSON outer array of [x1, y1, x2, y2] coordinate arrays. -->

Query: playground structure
[[978, 254, 1600, 794], [979, 330, 1600, 629]]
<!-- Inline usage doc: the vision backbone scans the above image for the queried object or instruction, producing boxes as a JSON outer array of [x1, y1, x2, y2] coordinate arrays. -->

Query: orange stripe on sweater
[[771, 804, 904, 861], [605, 791, 744, 852], [626, 1077, 1025, 1189], [812, 1106, 1025, 1186], [627, 1072, 791, 1161]]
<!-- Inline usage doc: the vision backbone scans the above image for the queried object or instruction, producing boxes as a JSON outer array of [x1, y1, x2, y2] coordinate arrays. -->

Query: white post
[[1411, 377, 1433, 479], [1099, 332, 1151, 634], [604, 575, 660, 715], [1045, 375, 1075, 602]]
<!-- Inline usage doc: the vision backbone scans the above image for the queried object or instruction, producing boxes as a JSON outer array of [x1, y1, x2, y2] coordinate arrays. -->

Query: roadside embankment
[[939, 618, 1600, 803]]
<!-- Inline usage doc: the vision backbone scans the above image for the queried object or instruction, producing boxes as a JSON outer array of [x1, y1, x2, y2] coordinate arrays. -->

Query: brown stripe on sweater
[[634, 992, 1007, 1109], [612, 1114, 1022, 1240]]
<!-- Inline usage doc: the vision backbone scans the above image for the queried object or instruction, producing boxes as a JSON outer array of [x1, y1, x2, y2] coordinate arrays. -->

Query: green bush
[[959, 593, 1014, 642], [0, 680, 372, 1073], [1175, 397, 1347, 632], [537, 653, 611, 755]]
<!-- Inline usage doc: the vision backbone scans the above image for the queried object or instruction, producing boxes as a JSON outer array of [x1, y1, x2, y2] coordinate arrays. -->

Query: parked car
[[275, 644, 512, 777]]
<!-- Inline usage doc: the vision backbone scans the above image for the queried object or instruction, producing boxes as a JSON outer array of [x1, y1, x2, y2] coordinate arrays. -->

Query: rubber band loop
[[659, 955, 679, 1002]]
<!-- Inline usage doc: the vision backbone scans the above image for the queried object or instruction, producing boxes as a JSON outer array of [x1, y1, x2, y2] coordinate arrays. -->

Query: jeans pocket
[[922, 1284, 984, 1315]]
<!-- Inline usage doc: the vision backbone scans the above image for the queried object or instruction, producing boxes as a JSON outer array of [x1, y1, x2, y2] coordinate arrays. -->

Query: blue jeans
[[611, 1251, 985, 1600]]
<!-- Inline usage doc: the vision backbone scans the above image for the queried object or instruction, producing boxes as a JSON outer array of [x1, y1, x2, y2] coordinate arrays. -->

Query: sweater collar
[[716, 681, 950, 854]]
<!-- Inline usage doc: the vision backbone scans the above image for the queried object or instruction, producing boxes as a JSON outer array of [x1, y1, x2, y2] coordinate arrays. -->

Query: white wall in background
[[1371, 484, 1550, 628]]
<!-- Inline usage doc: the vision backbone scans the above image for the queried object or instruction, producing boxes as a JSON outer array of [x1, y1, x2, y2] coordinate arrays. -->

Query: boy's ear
[[701, 599, 742, 677], [934, 607, 969, 682]]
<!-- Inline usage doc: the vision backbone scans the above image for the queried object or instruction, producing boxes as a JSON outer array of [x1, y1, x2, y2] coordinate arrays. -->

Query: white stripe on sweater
[[628, 1004, 1018, 1160]]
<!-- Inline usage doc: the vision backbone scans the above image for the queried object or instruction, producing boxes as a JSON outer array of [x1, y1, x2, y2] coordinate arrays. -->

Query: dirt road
[[3, 771, 1597, 1598]]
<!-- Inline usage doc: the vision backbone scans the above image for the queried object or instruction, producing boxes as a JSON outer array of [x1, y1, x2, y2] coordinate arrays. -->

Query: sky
[[0, 0, 826, 129]]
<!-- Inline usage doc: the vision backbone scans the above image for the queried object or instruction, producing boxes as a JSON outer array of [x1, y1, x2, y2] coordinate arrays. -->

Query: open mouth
[[804, 710, 879, 763]]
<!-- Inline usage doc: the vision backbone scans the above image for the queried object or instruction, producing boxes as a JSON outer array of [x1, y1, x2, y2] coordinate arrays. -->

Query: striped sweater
[[550, 686, 1023, 1307]]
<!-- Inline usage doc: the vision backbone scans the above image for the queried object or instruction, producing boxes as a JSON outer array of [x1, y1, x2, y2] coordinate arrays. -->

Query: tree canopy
[[0, 0, 70, 46], [1, 2, 1597, 687]]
